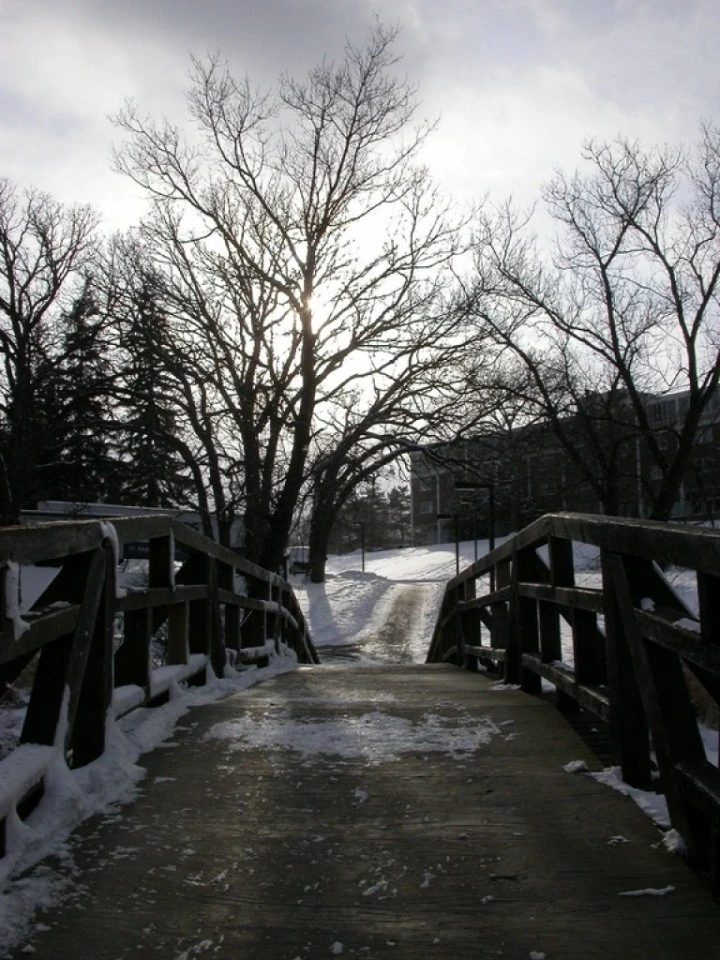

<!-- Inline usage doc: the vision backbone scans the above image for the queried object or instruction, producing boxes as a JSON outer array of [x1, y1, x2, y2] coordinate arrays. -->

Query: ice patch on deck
[[207, 709, 501, 763]]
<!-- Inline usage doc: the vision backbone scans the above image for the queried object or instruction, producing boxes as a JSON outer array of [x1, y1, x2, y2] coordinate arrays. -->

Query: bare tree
[[306, 295, 465, 580], [462, 124, 720, 519], [0, 179, 99, 523], [112, 22, 461, 567]]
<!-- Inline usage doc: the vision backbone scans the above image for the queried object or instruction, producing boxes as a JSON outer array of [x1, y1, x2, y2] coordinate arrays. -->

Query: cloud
[[1, 0, 717, 228]]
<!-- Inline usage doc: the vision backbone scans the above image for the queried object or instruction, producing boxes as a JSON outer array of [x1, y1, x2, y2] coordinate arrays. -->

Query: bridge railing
[[0, 516, 318, 858], [427, 512, 720, 888]]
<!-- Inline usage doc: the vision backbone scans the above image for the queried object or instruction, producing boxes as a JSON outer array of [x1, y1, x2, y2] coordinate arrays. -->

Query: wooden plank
[[606, 551, 707, 869], [446, 514, 552, 589], [546, 513, 720, 577], [224, 604, 241, 654], [636, 611, 720, 675], [20, 551, 94, 749], [115, 608, 152, 690], [515, 549, 541, 694], [676, 761, 720, 816], [518, 584, 603, 612], [521, 654, 610, 720], [464, 644, 506, 662], [0, 521, 105, 564], [169, 521, 283, 587], [0, 606, 80, 665], [117, 586, 207, 612], [166, 603, 189, 665], [71, 544, 115, 767], [572, 609, 606, 686], [109, 515, 175, 545], [149, 536, 174, 590], [459, 579, 483, 671], [549, 536, 575, 587], [63, 549, 108, 756], [457, 586, 511, 610], [601, 550, 651, 788]]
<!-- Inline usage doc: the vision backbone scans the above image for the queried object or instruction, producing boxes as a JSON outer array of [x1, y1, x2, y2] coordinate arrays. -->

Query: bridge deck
[[9, 664, 720, 959]]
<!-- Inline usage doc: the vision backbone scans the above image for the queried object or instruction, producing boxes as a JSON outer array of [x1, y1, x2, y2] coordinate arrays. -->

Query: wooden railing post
[[21, 538, 116, 767], [697, 572, 720, 768], [115, 608, 152, 691], [601, 549, 651, 788], [149, 534, 173, 589], [70, 541, 115, 767], [604, 550, 708, 866], [267, 581, 281, 651], [218, 560, 241, 658], [21, 551, 95, 751], [243, 577, 267, 649], [459, 578, 481, 671], [540, 537, 566, 664], [515, 548, 541, 694], [542, 537, 574, 710], [167, 602, 189, 664], [491, 558, 510, 672]]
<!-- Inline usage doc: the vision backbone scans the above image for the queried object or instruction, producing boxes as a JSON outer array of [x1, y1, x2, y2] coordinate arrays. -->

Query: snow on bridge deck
[[7, 664, 720, 960]]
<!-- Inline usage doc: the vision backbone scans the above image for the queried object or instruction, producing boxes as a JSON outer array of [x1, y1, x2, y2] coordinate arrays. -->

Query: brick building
[[410, 388, 720, 545]]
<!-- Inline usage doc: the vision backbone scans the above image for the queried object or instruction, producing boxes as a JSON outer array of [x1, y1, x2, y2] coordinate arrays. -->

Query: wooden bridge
[[2, 513, 720, 957]]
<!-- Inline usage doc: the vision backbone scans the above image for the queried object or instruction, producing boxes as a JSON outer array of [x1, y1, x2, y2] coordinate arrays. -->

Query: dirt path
[[319, 583, 433, 665]]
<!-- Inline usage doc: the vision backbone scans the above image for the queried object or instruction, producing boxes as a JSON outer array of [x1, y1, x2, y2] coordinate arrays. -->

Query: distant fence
[[427, 512, 720, 890], [0, 516, 318, 858]]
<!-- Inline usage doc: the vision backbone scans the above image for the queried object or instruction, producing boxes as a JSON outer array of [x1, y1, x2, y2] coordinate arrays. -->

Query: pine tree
[[43, 278, 118, 504], [115, 272, 190, 507]]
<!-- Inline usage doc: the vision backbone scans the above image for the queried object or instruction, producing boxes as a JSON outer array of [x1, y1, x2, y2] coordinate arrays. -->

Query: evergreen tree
[[115, 270, 190, 507], [43, 278, 119, 504]]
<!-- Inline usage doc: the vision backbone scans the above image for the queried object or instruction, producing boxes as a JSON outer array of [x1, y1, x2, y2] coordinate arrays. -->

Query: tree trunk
[[0, 454, 17, 526], [308, 503, 337, 583]]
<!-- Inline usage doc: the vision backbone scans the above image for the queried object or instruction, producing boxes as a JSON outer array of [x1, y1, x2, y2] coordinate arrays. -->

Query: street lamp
[[455, 481, 495, 554], [353, 521, 366, 572], [437, 512, 459, 575]]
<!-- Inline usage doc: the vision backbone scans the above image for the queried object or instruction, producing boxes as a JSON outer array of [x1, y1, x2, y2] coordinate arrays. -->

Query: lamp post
[[354, 521, 366, 572], [455, 481, 495, 554], [437, 512, 459, 575]]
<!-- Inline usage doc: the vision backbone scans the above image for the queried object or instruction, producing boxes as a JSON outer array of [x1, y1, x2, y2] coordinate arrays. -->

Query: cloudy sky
[[2, 0, 718, 231]]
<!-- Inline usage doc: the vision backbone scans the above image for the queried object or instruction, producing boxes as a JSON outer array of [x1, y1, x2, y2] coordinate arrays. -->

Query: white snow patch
[[591, 766, 671, 828], [362, 879, 388, 897], [207, 709, 501, 764], [618, 885, 675, 897], [662, 829, 688, 857], [563, 760, 589, 774], [4, 562, 30, 638]]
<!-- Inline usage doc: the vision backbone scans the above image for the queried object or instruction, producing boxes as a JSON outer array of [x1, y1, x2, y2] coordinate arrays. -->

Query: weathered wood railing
[[427, 512, 720, 888], [0, 516, 318, 857]]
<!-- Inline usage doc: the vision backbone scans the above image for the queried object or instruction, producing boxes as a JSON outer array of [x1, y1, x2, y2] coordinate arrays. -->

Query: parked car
[[287, 545, 311, 575]]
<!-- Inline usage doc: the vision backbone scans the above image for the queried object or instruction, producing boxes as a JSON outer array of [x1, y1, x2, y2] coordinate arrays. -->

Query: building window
[[419, 501, 434, 515]]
